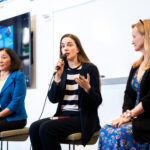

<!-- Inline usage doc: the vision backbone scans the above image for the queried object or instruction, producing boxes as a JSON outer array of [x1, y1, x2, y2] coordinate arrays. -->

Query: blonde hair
[[132, 19, 150, 70]]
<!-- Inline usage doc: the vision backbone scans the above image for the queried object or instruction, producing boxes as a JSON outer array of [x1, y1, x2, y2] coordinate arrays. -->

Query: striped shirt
[[61, 65, 82, 116]]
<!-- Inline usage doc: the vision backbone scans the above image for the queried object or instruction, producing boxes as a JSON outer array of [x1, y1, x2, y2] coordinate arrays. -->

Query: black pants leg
[[29, 116, 81, 150], [0, 118, 26, 132], [29, 118, 48, 150]]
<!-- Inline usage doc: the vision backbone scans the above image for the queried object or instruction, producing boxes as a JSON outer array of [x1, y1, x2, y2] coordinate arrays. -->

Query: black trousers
[[0, 118, 27, 132], [29, 116, 81, 150]]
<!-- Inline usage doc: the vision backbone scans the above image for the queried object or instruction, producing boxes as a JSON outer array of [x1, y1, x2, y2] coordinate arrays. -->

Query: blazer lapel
[[0, 72, 15, 95]]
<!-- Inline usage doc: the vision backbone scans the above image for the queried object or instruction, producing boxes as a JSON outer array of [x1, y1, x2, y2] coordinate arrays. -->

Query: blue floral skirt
[[98, 122, 150, 150]]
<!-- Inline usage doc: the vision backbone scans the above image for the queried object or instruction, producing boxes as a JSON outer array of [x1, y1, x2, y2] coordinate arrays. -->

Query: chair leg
[[1, 141, 3, 150], [7, 141, 8, 150], [0, 141, 9, 150], [73, 144, 75, 150], [68, 144, 75, 150]]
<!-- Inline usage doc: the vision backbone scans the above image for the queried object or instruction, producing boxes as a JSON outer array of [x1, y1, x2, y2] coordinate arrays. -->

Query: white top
[[0, 79, 7, 92]]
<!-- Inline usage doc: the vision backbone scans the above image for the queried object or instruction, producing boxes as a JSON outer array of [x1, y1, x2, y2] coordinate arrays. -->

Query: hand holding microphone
[[53, 55, 67, 83], [54, 55, 67, 73]]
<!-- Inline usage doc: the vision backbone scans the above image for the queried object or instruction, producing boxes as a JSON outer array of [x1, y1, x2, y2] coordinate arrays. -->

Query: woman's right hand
[[111, 114, 130, 127], [111, 117, 122, 128], [54, 58, 65, 82]]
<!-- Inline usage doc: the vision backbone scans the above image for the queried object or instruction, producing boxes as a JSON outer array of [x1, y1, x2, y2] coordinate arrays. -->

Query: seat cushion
[[65, 132, 82, 140], [0, 127, 29, 141], [61, 130, 100, 145]]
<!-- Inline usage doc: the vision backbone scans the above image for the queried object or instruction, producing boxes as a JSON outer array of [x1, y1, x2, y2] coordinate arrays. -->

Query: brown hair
[[60, 33, 90, 63], [0, 47, 22, 71], [59, 34, 101, 89], [132, 19, 150, 70]]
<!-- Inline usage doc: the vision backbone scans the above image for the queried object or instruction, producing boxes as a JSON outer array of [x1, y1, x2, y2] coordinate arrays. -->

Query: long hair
[[59, 33, 101, 89], [132, 19, 150, 70], [59, 33, 90, 63]]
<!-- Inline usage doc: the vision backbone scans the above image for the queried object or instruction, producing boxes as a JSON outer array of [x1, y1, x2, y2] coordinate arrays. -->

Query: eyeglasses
[[139, 19, 145, 34], [139, 19, 144, 25]]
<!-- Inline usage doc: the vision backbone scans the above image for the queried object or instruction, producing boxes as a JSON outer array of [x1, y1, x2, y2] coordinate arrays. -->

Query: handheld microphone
[[53, 54, 67, 75]]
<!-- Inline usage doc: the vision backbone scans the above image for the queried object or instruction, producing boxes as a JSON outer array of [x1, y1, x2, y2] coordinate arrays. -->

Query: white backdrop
[[52, 0, 150, 79], [1, 0, 150, 150]]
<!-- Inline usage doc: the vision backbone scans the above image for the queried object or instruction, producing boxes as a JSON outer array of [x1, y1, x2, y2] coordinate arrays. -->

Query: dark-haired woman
[[0, 47, 27, 131], [29, 33, 102, 150]]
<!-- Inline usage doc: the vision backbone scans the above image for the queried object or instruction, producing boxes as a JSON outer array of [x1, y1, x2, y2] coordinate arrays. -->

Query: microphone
[[53, 54, 67, 75]]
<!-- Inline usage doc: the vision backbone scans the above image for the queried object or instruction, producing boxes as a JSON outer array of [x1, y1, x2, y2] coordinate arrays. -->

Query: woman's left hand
[[75, 73, 91, 93], [111, 112, 131, 127]]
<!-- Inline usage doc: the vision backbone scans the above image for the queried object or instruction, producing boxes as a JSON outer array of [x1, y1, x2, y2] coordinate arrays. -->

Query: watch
[[127, 112, 134, 120]]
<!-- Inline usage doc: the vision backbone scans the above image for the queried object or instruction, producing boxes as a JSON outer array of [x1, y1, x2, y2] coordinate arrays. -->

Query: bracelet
[[127, 112, 134, 120]]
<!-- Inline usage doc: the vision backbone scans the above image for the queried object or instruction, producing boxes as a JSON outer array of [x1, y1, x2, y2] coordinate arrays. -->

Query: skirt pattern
[[98, 122, 150, 150]]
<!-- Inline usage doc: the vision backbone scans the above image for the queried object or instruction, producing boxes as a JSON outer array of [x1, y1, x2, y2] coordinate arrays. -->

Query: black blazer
[[48, 63, 102, 146], [123, 66, 150, 142]]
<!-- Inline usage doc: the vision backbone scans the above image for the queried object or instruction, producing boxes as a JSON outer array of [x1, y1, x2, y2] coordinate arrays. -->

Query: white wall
[[0, 0, 150, 150]]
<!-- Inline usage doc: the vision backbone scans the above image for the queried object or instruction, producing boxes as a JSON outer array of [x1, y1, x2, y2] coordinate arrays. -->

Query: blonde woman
[[98, 19, 150, 150]]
